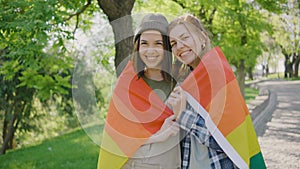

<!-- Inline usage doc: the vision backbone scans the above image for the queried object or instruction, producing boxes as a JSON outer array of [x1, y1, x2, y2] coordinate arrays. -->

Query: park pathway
[[254, 80, 300, 169]]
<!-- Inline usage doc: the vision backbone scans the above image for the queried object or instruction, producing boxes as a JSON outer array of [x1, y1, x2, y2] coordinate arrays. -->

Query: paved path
[[255, 80, 300, 169]]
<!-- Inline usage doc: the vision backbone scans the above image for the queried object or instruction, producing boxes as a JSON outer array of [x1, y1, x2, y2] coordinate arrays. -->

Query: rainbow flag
[[97, 61, 173, 169], [180, 47, 266, 169]]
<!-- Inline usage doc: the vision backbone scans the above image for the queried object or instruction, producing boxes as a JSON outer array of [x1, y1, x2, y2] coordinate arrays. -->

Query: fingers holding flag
[[167, 86, 187, 120]]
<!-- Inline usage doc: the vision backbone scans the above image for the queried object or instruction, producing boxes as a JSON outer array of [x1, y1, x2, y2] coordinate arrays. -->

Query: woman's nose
[[145, 47, 156, 53], [177, 41, 184, 49]]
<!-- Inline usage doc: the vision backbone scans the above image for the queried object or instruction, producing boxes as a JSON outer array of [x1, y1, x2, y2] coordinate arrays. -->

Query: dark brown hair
[[132, 33, 173, 82]]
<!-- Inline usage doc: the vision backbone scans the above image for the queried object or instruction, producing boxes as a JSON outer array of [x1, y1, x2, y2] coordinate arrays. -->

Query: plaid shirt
[[178, 102, 238, 169]]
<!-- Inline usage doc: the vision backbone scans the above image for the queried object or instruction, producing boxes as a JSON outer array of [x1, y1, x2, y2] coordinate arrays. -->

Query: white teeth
[[180, 51, 190, 57], [147, 56, 157, 61]]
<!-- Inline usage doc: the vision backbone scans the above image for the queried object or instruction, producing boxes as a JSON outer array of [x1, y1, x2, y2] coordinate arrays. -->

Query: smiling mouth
[[179, 50, 191, 57], [146, 56, 158, 61]]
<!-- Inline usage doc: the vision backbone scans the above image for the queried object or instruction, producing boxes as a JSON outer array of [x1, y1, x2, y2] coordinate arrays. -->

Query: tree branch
[[171, 0, 187, 9], [64, 0, 92, 21], [73, 15, 80, 35], [208, 8, 216, 26]]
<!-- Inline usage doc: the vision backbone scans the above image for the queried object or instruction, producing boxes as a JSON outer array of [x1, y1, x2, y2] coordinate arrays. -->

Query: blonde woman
[[167, 14, 237, 169]]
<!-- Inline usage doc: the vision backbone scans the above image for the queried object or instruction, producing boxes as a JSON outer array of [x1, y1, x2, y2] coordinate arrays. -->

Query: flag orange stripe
[[182, 47, 235, 109], [183, 65, 212, 107], [182, 47, 248, 136], [212, 79, 249, 136], [101, 60, 172, 159], [181, 47, 265, 168], [106, 97, 152, 138], [112, 62, 173, 133], [105, 119, 149, 156]]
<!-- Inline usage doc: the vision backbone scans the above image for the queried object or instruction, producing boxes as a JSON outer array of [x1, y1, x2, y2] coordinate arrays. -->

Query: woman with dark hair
[[98, 13, 180, 169], [132, 14, 174, 102]]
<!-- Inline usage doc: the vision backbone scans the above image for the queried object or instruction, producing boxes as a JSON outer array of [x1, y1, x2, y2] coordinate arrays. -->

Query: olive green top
[[142, 76, 174, 102]]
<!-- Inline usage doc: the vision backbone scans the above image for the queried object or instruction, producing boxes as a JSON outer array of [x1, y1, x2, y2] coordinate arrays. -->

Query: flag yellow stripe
[[98, 130, 128, 168], [226, 115, 261, 166]]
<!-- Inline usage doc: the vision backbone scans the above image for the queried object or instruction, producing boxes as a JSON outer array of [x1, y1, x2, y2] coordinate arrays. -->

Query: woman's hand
[[145, 115, 179, 144], [167, 86, 187, 120]]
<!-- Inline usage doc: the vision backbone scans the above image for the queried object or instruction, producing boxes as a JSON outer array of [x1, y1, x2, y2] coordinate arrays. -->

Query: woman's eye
[[182, 36, 189, 40], [171, 42, 176, 47]]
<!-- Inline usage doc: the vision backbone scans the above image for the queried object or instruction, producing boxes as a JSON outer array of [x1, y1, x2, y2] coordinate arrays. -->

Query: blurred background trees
[[0, 0, 299, 154]]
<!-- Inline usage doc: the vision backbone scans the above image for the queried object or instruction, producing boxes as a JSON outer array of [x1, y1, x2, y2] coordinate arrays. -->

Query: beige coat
[[122, 133, 181, 169]]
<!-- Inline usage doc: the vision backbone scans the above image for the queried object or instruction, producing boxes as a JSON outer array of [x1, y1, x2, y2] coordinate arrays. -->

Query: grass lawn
[[268, 72, 300, 81], [245, 87, 259, 104], [0, 87, 257, 169], [0, 124, 103, 169]]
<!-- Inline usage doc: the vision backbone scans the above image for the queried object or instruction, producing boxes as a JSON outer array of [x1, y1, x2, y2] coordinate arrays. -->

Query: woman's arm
[[167, 86, 187, 119], [167, 87, 223, 151], [177, 103, 223, 151]]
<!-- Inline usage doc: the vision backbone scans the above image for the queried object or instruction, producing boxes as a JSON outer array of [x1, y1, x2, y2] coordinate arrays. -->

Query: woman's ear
[[202, 42, 206, 50]]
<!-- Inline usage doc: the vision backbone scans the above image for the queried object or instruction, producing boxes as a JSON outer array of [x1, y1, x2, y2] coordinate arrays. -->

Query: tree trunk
[[238, 21, 247, 98], [266, 64, 269, 77], [0, 99, 23, 155], [97, 0, 135, 77], [294, 54, 300, 78], [236, 60, 245, 98], [2, 118, 8, 144], [247, 67, 254, 80], [284, 54, 293, 78], [1, 102, 13, 154], [0, 112, 16, 154]]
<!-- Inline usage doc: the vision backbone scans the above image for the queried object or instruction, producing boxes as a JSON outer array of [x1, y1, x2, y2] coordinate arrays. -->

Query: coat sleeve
[[177, 102, 224, 152]]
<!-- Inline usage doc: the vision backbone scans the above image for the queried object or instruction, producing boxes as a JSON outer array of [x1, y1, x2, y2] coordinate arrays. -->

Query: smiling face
[[169, 24, 202, 68], [139, 30, 164, 70]]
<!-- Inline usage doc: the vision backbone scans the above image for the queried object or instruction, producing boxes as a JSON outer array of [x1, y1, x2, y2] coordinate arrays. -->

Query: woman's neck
[[144, 68, 163, 81], [189, 57, 201, 69]]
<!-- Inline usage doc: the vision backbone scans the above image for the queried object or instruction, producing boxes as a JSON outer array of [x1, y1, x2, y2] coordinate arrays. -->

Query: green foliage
[[0, 126, 101, 169], [255, 0, 287, 13], [0, 0, 75, 100], [134, 0, 184, 19], [211, 1, 269, 67], [15, 99, 68, 146], [94, 71, 116, 119], [0, 0, 93, 153], [94, 36, 116, 74], [70, 12, 116, 123]]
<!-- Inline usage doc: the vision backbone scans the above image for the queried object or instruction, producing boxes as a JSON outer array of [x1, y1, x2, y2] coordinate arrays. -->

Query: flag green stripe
[[250, 151, 267, 169]]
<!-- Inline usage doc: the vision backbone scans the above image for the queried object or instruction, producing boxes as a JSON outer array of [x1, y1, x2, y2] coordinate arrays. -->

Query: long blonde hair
[[168, 14, 212, 81]]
